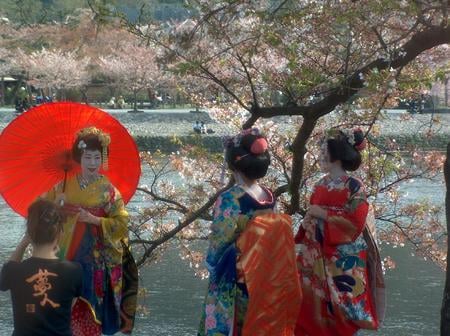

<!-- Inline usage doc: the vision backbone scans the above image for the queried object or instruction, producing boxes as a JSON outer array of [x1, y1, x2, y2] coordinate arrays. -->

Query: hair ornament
[[326, 128, 366, 151], [235, 154, 250, 162], [78, 140, 87, 149], [250, 138, 268, 154], [355, 139, 367, 151], [341, 129, 356, 146]]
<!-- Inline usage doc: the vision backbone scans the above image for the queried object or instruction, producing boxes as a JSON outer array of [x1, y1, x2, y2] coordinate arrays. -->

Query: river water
[[0, 176, 445, 336]]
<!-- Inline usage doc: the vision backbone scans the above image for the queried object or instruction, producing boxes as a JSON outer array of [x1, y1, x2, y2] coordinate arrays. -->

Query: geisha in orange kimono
[[198, 128, 302, 336], [295, 129, 385, 336]]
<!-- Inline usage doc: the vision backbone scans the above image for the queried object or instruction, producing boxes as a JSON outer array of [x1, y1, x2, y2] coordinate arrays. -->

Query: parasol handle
[[60, 168, 68, 207]]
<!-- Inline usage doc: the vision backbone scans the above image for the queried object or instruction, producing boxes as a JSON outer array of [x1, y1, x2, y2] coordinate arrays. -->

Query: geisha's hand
[[301, 212, 313, 226], [308, 205, 328, 220], [78, 209, 101, 226], [62, 204, 81, 216]]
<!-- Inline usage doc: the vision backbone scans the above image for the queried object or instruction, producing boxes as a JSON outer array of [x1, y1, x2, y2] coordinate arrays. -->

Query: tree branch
[[134, 180, 234, 266], [243, 24, 450, 125]]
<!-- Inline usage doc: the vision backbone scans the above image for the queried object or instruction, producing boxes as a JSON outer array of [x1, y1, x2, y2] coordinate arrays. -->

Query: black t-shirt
[[0, 257, 83, 336]]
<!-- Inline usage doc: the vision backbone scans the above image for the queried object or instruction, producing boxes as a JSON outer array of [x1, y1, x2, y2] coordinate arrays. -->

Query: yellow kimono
[[46, 175, 129, 335]]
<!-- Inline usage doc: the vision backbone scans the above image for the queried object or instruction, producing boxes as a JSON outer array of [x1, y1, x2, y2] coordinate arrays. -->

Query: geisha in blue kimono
[[198, 129, 302, 336]]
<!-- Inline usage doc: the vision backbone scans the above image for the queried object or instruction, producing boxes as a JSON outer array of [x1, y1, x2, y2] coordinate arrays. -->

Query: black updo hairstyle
[[71, 134, 105, 164], [225, 132, 271, 180], [327, 129, 365, 171], [27, 199, 64, 245]]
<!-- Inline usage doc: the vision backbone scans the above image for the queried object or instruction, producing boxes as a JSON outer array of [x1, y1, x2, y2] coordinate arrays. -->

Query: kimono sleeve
[[295, 184, 319, 244], [325, 178, 369, 245], [205, 191, 241, 268], [100, 186, 129, 243]]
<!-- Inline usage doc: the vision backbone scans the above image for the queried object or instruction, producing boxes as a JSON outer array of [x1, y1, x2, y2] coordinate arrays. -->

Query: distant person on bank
[[117, 96, 125, 109], [0, 199, 83, 336]]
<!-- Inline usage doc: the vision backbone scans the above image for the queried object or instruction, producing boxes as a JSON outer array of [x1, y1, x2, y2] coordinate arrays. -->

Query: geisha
[[198, 128, 302, 336], [294, 129, 384, 336], [44, 127, 133, 336]]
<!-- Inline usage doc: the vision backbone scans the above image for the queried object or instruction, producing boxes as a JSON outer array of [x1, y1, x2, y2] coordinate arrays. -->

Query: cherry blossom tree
[[89, 2, 448, 318], [119, 1, 450, 330], [98, 42, 162, 112], [0, 48, 13, 77], [0, 48, 14, 105], [113, 0, 450, 265], [14, 48, 91, 99]]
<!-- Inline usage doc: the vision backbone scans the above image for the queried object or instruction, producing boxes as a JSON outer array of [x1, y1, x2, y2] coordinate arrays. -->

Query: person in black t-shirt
[[0, 199, 83, 336]]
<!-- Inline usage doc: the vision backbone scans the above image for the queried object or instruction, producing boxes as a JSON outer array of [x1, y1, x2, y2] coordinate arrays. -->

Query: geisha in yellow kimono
[[44, 127, 129, 336]]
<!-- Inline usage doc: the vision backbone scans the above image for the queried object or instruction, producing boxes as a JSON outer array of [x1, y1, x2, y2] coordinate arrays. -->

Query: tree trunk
[[0, 77, 5, 106], [440, 143, 450, 336], [26, 84, 32, 104], [133, 90, 138, 112], [445, 76, 449, 107], [81, 88, 89, 104], [289, 116, 318, 214]]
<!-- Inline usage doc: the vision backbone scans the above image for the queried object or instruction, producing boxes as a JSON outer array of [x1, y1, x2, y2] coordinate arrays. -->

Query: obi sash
[[236, 213, 302, 335]]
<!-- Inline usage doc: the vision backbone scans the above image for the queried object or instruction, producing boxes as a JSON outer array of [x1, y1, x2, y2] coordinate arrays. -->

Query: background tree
[[0, 48, 14, 105], [14, 48, 91, 99], [110, 0, 450, 260], [98, 42, 162, 112]]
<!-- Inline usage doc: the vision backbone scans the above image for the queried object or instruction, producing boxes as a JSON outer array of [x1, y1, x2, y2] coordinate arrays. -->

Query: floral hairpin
[[341, 129, 356, 146], [326, 128, 366, 151], [78, 140, 87, 149]]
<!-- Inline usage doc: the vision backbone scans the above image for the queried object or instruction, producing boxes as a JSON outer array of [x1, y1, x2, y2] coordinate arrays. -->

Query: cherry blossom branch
[[234, 52, 259, 109], [243, 24, 450, 126], [187, 0, 241, 40], [133, 180, 234, 267]]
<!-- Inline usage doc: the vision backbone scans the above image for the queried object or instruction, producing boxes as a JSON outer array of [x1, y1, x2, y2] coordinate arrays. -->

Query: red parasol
[[0, 102, 141, 217]]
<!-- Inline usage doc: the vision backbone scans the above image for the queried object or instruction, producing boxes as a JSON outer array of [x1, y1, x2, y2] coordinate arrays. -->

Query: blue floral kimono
[[198, 185, 276, 336]]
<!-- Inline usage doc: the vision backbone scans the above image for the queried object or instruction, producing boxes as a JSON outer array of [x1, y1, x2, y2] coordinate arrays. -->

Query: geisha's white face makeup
[[318, 141, 331, 173], [80, 149, 102, 178]]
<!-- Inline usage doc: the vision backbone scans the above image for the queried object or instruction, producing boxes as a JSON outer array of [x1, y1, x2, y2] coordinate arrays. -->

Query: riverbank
[[0, 108, 448, 152]]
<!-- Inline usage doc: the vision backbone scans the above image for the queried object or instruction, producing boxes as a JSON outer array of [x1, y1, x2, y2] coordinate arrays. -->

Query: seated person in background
[[0, 199, 83, 336], [117, 96, 125, 109], [193, 120, 202, 134], [108, 96, 116, 109], [200, 121, 207, 134]]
